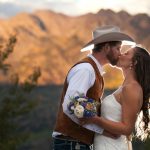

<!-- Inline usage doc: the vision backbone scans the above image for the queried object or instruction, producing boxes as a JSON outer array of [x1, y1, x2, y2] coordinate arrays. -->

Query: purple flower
[[84, 110, 96, 118], [84, 110, 92, 117], [80, 102, 86, 108], [88, 98, 94, 103], [74, 96, 80, 100], [83, 96, 88, 99], [68, 102, 74, 112], [67, 94, 98, 118]]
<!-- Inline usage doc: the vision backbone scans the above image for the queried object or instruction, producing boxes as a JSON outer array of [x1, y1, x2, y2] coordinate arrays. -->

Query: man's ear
[[104, 43, 110, 53]]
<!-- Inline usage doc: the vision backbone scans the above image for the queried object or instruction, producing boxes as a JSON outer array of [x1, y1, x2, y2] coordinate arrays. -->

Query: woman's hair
[[92, 41, 121, 53], [132, 46, 150, 140]]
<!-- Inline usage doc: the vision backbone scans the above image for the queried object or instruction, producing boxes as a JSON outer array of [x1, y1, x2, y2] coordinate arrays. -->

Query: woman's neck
[[122, 68, 136, 85]]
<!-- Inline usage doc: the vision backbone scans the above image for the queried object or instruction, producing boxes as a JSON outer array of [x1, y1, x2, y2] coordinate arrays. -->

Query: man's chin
[[109, 61, 118, 66], [109, 61, 121, 69]]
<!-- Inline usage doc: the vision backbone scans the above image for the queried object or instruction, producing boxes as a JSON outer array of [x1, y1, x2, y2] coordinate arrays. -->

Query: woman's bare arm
[[80, 84, 142, 135]]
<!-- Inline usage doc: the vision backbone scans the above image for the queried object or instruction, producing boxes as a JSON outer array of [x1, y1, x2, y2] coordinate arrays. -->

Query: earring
[[129, 63, 133, 70]]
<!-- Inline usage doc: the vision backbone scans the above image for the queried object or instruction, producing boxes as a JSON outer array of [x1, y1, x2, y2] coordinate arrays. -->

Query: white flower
[[77, 98, 87, 102], [74, 105, 84, 118], [71, 106, 74, 110]]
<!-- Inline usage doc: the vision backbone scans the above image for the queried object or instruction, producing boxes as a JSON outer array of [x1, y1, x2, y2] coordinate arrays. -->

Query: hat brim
[[82, 32, 135, 49]]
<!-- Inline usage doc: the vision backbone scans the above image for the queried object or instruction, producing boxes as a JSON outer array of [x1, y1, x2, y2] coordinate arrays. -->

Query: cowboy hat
[[81, 25, 135, 52]]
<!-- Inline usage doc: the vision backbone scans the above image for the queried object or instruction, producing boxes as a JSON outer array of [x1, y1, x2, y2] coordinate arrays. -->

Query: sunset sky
[[0, 0, 150, 18]]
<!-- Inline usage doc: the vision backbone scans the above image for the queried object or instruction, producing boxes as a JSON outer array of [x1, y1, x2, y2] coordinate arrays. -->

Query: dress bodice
[[101, 94, 121, 122], [94, 87, 132, 150]]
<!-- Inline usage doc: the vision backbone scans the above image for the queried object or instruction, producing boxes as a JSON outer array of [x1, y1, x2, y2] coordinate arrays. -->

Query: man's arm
[[62, 64, 94, 124], [62, 63, 104, 134]]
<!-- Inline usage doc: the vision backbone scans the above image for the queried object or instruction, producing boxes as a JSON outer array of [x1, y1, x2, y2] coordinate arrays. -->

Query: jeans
[[53, 137, 92, 150]]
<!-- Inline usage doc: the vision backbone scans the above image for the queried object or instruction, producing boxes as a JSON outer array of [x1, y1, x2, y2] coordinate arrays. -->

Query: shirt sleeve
[[62, 63, 104, 134]]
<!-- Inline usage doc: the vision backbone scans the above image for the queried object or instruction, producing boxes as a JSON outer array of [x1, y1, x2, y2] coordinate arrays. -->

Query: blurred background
[[0, 0, 150, 150]]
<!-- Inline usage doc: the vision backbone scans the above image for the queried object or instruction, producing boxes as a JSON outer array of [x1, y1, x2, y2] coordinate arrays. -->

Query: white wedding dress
[[94, 89, 132, 150]]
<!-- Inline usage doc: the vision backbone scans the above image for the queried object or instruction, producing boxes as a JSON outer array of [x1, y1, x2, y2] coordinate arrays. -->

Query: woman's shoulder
[[121, 82, 143, 106], [122, 82, 142, 94]]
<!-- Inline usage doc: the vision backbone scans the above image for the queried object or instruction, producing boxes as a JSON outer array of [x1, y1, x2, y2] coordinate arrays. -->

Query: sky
[[0, 0, 150, 18]]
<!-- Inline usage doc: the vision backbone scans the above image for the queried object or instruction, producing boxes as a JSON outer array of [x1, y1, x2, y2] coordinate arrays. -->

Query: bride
[[80, 46, 150, 150]]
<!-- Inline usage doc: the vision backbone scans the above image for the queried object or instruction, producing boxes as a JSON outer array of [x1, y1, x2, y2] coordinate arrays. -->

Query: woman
[[80, 46, 150, 150]]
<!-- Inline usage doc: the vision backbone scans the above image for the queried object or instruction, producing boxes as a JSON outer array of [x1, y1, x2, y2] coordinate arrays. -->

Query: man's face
[[106, 43, 122, 66]]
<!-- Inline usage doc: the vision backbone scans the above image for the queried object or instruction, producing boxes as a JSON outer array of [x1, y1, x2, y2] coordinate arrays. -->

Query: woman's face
[[117, 47, 135, 69]]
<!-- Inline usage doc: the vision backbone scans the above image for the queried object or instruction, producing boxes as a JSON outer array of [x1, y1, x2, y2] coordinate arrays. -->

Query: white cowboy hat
[[81, 25, 135, 52]]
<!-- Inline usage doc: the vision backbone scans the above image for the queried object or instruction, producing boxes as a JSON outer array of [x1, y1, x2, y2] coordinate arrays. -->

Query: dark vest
[[54, 57, 104, 144]]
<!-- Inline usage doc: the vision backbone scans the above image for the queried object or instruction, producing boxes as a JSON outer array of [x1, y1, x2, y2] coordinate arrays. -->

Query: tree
[[0, 35, 41, 150]]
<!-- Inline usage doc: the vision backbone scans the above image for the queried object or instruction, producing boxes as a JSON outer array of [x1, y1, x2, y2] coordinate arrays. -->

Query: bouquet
[[67, 93, 99, 118]]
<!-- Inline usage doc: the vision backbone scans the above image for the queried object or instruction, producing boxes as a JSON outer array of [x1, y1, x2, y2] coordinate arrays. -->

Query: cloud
[[76, 0, 150, 15], [0, 0, 150, 18], [0, 1, 80, 18], [39, 1, 80, 16], [0, 2, 32, 18]]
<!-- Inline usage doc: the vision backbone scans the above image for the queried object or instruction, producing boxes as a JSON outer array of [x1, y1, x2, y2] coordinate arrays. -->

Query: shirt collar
[[88, 54, 105, 75]]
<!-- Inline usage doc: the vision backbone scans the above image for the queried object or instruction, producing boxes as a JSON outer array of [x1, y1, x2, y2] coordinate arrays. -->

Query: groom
[[52, 25, 134, 150]]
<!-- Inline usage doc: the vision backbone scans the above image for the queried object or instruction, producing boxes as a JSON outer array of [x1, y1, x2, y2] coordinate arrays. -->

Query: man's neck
[[92, 52, 108, 66]]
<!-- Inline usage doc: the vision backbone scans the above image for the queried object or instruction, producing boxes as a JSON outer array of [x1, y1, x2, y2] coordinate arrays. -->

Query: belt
[[54, 135, 90, 146], [55, 135, 79, 141], [53, 137, 92, 150]]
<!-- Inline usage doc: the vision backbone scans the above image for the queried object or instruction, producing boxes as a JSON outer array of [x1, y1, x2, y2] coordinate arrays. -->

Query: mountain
[[0, 9, 150, 88]]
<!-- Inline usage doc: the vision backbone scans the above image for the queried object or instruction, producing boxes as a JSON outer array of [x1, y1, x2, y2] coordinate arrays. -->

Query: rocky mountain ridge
[[0, 9, 149, 88]]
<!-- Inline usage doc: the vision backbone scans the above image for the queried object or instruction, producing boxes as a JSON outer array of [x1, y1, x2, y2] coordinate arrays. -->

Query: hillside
[[0, 9, 150, 88]]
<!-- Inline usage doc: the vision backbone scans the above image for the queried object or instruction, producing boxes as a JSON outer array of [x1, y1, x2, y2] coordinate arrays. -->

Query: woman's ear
[[134, 60, 137, 66], [129, 63, 133, 70], [131, 60, 137, 70]]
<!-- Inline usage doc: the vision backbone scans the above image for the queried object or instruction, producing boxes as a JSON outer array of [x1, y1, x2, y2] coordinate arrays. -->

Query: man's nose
[[118, 52, 124, 58], [118, 50, 121, 55], [118, 53, 122, 57]]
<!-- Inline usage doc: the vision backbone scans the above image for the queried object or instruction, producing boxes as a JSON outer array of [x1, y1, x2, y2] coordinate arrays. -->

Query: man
[[52, 25, 135, 150]]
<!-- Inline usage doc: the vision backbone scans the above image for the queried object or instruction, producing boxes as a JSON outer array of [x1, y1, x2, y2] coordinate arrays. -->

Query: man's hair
[[92, 41, 122, 53]]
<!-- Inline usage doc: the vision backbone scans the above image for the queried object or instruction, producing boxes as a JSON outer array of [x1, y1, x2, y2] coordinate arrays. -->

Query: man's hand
[[79, 117, 121, 139], [78, 116, 96, 125]]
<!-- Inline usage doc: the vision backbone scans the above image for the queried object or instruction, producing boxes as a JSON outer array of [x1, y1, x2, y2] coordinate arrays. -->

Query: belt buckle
[[75, 142, 80, 150]]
